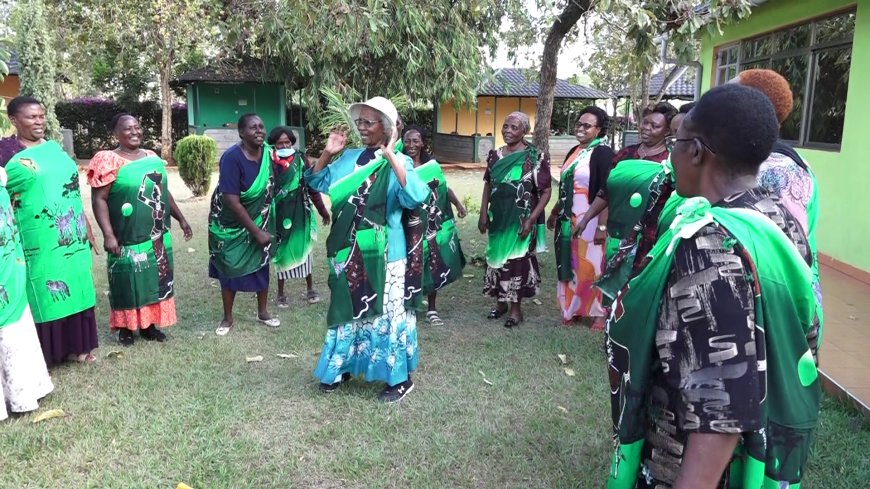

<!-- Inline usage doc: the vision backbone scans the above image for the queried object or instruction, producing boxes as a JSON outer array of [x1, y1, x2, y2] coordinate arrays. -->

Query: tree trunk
[[533, 0, 593, 154], [159, 56, 174, 162]]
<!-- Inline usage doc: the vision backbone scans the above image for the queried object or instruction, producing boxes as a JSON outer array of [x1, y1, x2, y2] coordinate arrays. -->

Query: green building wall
[[701, 0, 870, 272], [186, 82, 286, 133]]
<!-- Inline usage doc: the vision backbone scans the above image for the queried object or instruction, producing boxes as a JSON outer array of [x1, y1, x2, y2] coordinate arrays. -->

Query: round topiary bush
[[174, 135, 217, 197]]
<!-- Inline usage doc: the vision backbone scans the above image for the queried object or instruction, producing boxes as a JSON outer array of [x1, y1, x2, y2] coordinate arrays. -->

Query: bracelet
[[597, 224, 607, 232]]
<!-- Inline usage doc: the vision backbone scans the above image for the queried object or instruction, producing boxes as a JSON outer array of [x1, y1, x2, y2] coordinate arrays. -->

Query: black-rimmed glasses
[[666, 136, 717, 154], [574, 122, 598, 131]]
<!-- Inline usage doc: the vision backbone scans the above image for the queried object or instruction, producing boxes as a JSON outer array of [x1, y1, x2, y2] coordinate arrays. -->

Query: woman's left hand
[[181, 220, 193, 241], [382, 126, 400, 154], [518, 217, 533, 239], [321, 213, 331, 226], [456, 204, 467, 219]]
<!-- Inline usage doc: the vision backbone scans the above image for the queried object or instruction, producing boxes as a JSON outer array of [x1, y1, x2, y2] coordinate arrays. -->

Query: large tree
[[51, 0, 218, 160], [510, 0, 756, 153], [14, 0, 61, 141]]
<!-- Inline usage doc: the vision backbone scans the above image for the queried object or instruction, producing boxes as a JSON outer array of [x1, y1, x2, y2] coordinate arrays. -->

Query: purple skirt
[[209, 260, 270, 292], [35, 307, 99, 368]]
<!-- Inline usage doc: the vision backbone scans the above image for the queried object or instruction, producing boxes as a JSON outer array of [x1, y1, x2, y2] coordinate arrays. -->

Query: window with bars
[[713, 10, 855, 149]]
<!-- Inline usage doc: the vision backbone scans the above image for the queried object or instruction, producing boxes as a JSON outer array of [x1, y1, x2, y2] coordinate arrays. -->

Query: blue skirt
[[314, 259, 418, 386], [209, 260, 270, 292]]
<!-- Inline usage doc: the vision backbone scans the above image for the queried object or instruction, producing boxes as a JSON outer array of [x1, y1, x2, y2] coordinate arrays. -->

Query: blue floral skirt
[[314, 259, 418, 386]]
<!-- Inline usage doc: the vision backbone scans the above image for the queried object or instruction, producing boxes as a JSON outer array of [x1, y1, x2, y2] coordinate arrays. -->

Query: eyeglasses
[[666, 136, 717, 154], [354, 118, 382, 129], [574, 122, 598, 131]]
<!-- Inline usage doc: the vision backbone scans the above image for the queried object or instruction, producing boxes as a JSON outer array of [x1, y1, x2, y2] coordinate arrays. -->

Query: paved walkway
[[818, 265, 870, 420]]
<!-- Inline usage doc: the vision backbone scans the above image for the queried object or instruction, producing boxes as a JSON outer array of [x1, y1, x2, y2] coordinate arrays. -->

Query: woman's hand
[[455, 203, 467, 219], [546, 212, 558, 231], [321, 212, 331, 226], [518, 217, 533, 239], [253, 229, 272, 247], [478, 213, 489, 234], [381, 126, 400, 154], [323, 130, 347, 158], [103, 235, 121, 256], [572, 217, 589, 238], [180, 220, 193, 241], [593, 227, 607, 245]]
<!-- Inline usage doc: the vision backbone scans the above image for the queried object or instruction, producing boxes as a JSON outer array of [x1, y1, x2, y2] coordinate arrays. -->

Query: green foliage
[[55, 98, 188, 158], [14, 0, 61, 141], [174, 135, 217, 197]]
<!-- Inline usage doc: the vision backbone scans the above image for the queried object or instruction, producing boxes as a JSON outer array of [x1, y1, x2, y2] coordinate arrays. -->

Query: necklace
[[638, 143, 664, 158], [117, 147, 144, 157]]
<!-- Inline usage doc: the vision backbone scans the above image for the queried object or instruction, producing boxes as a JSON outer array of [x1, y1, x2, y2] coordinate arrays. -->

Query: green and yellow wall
[[437, 97, 539, 148], [701, 0, 870, 273]]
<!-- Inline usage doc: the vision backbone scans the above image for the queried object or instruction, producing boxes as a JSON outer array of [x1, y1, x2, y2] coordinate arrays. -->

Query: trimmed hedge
[[56, 98, 188, 159], [174, 135, 217, 197]]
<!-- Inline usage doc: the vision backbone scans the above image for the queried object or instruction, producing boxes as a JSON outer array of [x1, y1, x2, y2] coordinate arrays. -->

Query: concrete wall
[[187, 82, 286, 134], [700, 0, 870, 272], [438, 97, 540, 148]]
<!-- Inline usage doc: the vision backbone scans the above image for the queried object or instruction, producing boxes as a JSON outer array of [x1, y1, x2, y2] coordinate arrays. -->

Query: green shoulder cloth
[[486, 145, 546, 269], [605, 197, 819, 489], [208, 144, 275, 279], [0, 168, 28, 328], [272, 151, 317, 272], [324, 149, 391, 326], [106, 155, 174, 310], [403, 160, 466, 305], [5, 141, 95, 322], [554, 139, 601, 281]]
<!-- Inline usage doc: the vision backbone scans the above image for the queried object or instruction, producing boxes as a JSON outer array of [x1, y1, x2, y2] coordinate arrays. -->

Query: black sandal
[[487, 305, 508, 320], [504, 314, 524, 329]]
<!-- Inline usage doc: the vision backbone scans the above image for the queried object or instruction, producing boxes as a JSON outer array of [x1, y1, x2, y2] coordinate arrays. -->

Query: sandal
[[256, 314, 281, 328], [276, 294, 289, 309], [306, 289, 322, 304], [426, 311, 445, 326], [504, 314, 524, 329], [487, 305, 508, 320], [68, 352, 97, 363], [119, 329, 134, 346], [215, 320, 234, 336]]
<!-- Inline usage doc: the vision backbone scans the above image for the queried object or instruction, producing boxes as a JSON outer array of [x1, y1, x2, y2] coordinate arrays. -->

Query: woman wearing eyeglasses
[[305, 97, 428, 403], [546, 107, 615, 328]]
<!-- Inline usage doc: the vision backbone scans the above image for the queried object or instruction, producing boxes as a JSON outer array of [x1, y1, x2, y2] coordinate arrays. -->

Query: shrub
[[174, 135, 217, 197]]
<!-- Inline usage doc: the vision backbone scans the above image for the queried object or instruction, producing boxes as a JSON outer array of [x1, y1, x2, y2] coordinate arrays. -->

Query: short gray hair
[[505, 111, 531, 133]]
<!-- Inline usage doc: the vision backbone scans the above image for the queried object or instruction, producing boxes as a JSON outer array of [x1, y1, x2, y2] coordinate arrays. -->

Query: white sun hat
[[348, 96, 398, 137]]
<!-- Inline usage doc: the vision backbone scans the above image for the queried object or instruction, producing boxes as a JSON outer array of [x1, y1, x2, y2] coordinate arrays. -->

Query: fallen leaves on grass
[[177, 483, 194, 489], [479, 370, 494, 386], [246, 355, 264, 363], [557, 354, 567, 365], [532, 299, 542, 305], [32, 409, 66, 423], [463, 274, 475, 278], [563, 368, 576, 377], [106, 351, 124, 359], [187, 248, 196, 253], [276, 353, 298, 359], [557, 406, 568, 413]]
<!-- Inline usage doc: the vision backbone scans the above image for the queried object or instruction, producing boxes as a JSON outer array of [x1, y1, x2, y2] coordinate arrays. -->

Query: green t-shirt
[[5, 141, 96, 323]]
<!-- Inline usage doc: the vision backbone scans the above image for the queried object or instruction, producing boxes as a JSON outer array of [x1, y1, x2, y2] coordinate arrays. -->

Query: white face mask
[[275, 148, 295, 158]]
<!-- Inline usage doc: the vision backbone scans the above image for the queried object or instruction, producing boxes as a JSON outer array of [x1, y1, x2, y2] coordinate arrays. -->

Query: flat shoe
[[215, 320, 234, 336], [256, 315, 281, 328]]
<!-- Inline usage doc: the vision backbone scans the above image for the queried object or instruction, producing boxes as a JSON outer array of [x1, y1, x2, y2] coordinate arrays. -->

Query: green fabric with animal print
[[4, 141, 95, 323], [105, 156, 174, 310], [0, 168, 28, 328]]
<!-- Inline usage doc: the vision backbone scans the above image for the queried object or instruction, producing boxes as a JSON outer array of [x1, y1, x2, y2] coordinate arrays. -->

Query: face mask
[[276, 148, 295, 158]]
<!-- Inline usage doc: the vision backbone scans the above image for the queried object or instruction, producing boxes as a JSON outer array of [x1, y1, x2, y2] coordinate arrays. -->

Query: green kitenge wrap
[[272, 151, 317, 272], [403, 160, 466, 304], [486, 146, 547, 269], [554, 139, 601, 281], [105, 156, 174, 310], [4, 141, 96, 323], [0, 168, 28, 328], [595, 160, 672, 301], [605, 197, 820, 488], [208, 145, 275, 279], [324, 150, 391, 327]]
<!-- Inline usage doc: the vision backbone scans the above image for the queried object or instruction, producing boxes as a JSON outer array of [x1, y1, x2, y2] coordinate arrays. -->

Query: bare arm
[[674, 433, 740, 489], [91, 185, 119, 255], [222, 194, 261, 236], [573, 195, 609, 237], [478, 181, 491, 234], [447, 188, 466, 218], [168, 192, 192, 240], [311, 132, 347, 175]]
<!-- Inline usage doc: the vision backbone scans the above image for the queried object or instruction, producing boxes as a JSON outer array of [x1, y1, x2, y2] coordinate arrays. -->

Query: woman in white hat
[[305, 96, 429, 403]]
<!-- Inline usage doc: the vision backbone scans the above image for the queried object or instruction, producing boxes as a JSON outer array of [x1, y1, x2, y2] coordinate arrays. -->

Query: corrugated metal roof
[[615, 72, 695, 99], [478, 68, 609, 99], [7, 51, 19, 76]]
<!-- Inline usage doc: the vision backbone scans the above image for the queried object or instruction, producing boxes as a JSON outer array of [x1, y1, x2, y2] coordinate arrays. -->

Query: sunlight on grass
[[0, 169, 867, 488]]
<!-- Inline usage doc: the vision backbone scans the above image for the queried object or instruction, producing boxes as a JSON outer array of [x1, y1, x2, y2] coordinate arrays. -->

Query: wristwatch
[[597, 225, 607, 232]]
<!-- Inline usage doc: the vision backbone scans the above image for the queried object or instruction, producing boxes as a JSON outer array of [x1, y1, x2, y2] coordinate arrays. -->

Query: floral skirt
[[314, 259, 418, 387], [110, 298, 177, 332], [483, 253, 541, 303], [1, 305, 54, 421]]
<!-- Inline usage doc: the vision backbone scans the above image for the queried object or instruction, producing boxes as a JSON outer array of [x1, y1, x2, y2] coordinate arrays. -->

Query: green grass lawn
[[1, 169, 868, 488]]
